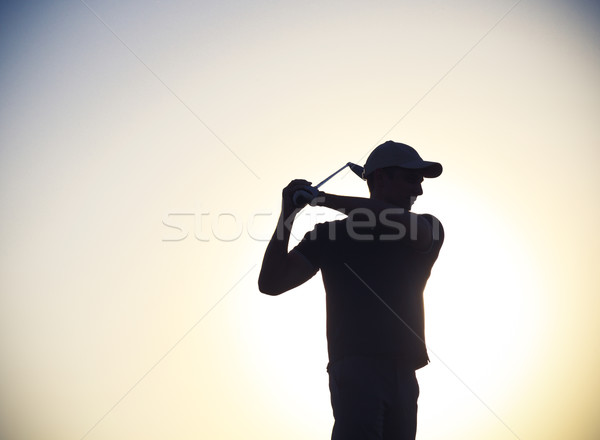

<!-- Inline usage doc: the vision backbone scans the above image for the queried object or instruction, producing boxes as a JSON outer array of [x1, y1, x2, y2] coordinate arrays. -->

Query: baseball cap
[[363, 141, 442, 178]]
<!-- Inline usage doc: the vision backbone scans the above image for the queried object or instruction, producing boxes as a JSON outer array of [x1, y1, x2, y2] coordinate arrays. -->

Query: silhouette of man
[[259, 141, 444, 440]]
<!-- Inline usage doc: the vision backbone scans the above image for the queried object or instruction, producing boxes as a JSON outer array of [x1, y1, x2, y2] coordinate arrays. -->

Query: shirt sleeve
[[292, 222, 327, 270]]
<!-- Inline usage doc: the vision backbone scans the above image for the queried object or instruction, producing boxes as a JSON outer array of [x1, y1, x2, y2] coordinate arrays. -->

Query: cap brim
[[401, 160, 443, 178]]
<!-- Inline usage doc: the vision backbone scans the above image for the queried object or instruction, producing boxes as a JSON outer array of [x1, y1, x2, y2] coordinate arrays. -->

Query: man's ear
[[373, 169, 386, 185], [369, 169, 383, 195]]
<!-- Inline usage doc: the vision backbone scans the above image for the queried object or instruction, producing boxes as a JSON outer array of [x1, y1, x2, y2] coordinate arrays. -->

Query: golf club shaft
[[314, 162, 351, 189], [292, 162, 363, 207]]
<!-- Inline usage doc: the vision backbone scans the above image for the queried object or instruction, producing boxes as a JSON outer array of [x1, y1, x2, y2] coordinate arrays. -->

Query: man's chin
[[385, 196, 413, 210], [393, 200, 412, 210]]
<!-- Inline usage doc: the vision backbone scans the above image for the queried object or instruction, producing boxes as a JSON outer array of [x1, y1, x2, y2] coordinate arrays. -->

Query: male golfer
[[258, 141, 444, 440]]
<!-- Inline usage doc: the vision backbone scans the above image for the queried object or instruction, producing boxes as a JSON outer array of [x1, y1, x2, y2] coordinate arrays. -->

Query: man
[[258, 141, 444, 440]]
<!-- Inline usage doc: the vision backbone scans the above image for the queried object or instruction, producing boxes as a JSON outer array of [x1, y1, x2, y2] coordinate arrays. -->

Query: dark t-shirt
[[293, 214, 444, 369]]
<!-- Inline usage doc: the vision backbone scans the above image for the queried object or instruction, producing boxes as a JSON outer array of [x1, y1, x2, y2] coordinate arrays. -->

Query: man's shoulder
[[420, 212, 443, 229], [296, 218, 345, 244], [310, 218, 348, 239], [314, 218, 348, 230], [417, 213, 444, 253], [418, 212, 441, 222]]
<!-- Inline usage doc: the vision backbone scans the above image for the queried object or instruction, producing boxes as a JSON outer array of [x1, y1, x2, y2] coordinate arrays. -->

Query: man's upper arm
[[286, 248, 319, 286], [259, 222, 324, 295], [416, 214, 444, 254], [258, 247, 319, 295]]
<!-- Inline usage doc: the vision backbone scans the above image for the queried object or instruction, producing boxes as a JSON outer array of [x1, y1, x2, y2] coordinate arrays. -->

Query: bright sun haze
[[1, 1, 599, 439]]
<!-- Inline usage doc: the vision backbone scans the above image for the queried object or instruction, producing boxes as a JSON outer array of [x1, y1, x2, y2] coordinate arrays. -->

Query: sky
[[1, 0, 599, 439]]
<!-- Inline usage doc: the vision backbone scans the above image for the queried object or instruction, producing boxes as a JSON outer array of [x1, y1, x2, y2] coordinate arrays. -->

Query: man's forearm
[[317, 193, 415, 224], [316, 192, 431, 249]]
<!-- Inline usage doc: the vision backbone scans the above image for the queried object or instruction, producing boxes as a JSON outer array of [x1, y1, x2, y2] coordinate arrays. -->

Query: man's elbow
[[258, 276, 285, 296]]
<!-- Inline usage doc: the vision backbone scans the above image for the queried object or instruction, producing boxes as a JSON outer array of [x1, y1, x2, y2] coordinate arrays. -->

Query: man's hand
[[282, 179, 318, 215], [292, 185, 320, 209], [258, 179, 320, 295]]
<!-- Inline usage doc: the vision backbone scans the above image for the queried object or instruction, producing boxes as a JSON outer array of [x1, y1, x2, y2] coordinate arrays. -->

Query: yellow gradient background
[[1, 1, 599, 439]]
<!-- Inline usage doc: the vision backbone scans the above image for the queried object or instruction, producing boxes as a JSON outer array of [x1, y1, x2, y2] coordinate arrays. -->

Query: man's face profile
[[374, 167, 424, 210]]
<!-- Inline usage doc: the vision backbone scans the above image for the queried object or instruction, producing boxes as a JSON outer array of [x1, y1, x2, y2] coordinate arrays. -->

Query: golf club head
[[348, 162, 365, 180]]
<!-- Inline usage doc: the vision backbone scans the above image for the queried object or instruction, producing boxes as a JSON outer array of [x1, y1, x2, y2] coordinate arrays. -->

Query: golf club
[[293, 162, 364, 207]]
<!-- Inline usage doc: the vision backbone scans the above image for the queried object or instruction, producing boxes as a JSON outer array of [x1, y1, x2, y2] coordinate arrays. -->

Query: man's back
[[294, 215, 444, 369]]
